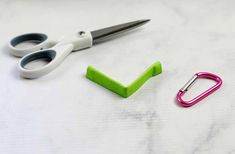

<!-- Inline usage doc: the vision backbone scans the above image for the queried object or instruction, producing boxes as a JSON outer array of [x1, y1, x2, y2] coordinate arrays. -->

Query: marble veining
[[0, 0, 235, 154]]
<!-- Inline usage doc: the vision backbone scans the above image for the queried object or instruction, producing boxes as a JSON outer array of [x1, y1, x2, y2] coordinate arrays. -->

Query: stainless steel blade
[[91, 19, 150, 44]]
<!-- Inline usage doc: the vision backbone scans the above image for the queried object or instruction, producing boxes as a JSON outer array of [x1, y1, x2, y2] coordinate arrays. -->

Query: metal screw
[[78, 31, 85, 36]]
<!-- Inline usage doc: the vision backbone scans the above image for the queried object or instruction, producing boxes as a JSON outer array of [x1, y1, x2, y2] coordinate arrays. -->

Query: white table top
[[0, 0, 235, 153]]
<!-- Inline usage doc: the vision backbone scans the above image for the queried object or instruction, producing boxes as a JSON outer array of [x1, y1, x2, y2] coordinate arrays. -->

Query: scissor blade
[[91, 19, 150, 44]]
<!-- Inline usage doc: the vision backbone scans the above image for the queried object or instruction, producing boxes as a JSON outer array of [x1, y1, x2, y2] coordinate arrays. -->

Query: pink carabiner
[[176, 72, 222, 107]]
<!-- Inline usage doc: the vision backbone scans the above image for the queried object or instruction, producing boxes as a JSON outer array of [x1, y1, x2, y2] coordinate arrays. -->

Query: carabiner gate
[[176, 72, 222, 107]]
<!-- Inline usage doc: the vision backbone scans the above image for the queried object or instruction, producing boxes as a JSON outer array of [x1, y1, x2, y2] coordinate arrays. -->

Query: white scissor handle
[[19, 31, 92, 79], [9, 33, 57, 57]]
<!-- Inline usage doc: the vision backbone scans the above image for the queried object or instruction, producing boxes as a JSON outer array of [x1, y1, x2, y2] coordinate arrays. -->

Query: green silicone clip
[[86, 61, 162, 98]]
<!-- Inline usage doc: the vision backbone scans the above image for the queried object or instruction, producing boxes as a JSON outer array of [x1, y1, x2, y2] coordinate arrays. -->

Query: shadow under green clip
[[86, 61, 162, 98]]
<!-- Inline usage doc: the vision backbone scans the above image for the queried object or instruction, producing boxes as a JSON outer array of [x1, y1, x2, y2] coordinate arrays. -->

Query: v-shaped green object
[[86, 61, 162, 98]]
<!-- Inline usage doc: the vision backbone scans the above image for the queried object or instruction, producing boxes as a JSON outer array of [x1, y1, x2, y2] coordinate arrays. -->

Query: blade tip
[[139, 19, 151, 25], [142, 19, 151, 22]]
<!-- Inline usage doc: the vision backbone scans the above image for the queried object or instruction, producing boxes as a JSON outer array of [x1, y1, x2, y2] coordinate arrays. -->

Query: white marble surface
[[0, 0, 235, 153]]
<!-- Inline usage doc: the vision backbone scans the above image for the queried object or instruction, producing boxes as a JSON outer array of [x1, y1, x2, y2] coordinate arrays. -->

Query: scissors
[[8, 19, 150, 79]]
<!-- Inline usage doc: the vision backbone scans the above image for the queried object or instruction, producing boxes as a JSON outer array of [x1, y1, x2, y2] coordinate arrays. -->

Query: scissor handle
[[18, 31, 93, 78], [19, 44, 74, 78], [9, 33, 56, 57]]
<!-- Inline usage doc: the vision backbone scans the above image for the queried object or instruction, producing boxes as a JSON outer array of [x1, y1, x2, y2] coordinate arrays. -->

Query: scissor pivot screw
[[78, 31, 86, 36]]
